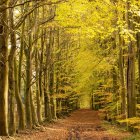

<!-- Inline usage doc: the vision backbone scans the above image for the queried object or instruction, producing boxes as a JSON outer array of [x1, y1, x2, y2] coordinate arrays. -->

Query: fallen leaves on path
[[1, 109, 131, 140]]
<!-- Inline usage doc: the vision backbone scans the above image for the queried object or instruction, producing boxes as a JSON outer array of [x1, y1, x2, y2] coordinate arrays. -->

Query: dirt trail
[[2, 109, 131, 140]]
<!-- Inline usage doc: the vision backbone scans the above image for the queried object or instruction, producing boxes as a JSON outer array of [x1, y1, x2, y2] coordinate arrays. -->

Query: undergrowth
[[123, 134, 140, 140]]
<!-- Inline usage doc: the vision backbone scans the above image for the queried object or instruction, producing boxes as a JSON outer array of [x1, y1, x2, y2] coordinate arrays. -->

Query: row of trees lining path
[[1, 0, 140, 137]]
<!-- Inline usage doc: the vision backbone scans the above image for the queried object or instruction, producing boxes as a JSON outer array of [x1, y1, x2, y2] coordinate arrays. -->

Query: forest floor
[[1, 109, 134, 140]]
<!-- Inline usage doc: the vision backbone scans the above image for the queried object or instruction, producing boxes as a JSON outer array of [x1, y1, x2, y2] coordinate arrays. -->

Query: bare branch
[[14, 0, 66, 29]]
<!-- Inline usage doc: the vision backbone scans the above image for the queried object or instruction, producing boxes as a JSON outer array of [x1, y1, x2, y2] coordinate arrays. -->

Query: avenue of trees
[[1, 0, 140, 136]]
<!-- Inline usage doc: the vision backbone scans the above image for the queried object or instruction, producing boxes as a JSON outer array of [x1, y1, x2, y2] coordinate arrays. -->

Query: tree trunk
[[14, 59, 26, 130], [137, 30, 140, 104], [30, 87, 38, 126], [18, 23, 24, 94], [0, 0, 9, 136], [35, 50, 42, 124], [126, 0, 136, 118], [49, 29, 57, 119], [17, 9, 26, 129], [25, 47, 33, 128], [44, 30, 52, 121], [119, 37, 126, 115], [44, 75, 52, 121], [8, 0, 17, 135]]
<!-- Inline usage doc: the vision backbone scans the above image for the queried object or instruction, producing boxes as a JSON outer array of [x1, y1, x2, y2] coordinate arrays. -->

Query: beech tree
[[0, 0, 9, 136]]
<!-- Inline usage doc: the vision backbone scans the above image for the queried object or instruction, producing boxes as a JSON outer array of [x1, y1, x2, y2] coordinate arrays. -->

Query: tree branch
[[14, 0, 66, 29]]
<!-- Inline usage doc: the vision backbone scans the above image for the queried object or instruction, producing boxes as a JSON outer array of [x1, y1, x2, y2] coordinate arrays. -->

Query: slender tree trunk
[[35, 50, 42, 124], [127, 42, 136, 118], [0, 0, 9, 136], [126, 0, 136, 118], [8, 0, 17, 135], [44, 30, 52, 121], [44, 73, 52, 121], [49, 29, 57, 119], [119, 37, 126, 115], [25, 39, 33, 128], [38, 30, 44, 123], [136, 29, 140, 104], [17, 10, 26, 129], [24, 13, 35, 129], [39, 31, 44, 98], [14, 59, 26, 130], [119, 48, 126, 115], [55, 29, 60, 117], [18, 23, 25, 93], [30, 87, 38, 126]]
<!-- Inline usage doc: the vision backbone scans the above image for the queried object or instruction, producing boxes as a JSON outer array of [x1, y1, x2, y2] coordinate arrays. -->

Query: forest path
[[3, 109, 131, 140]]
